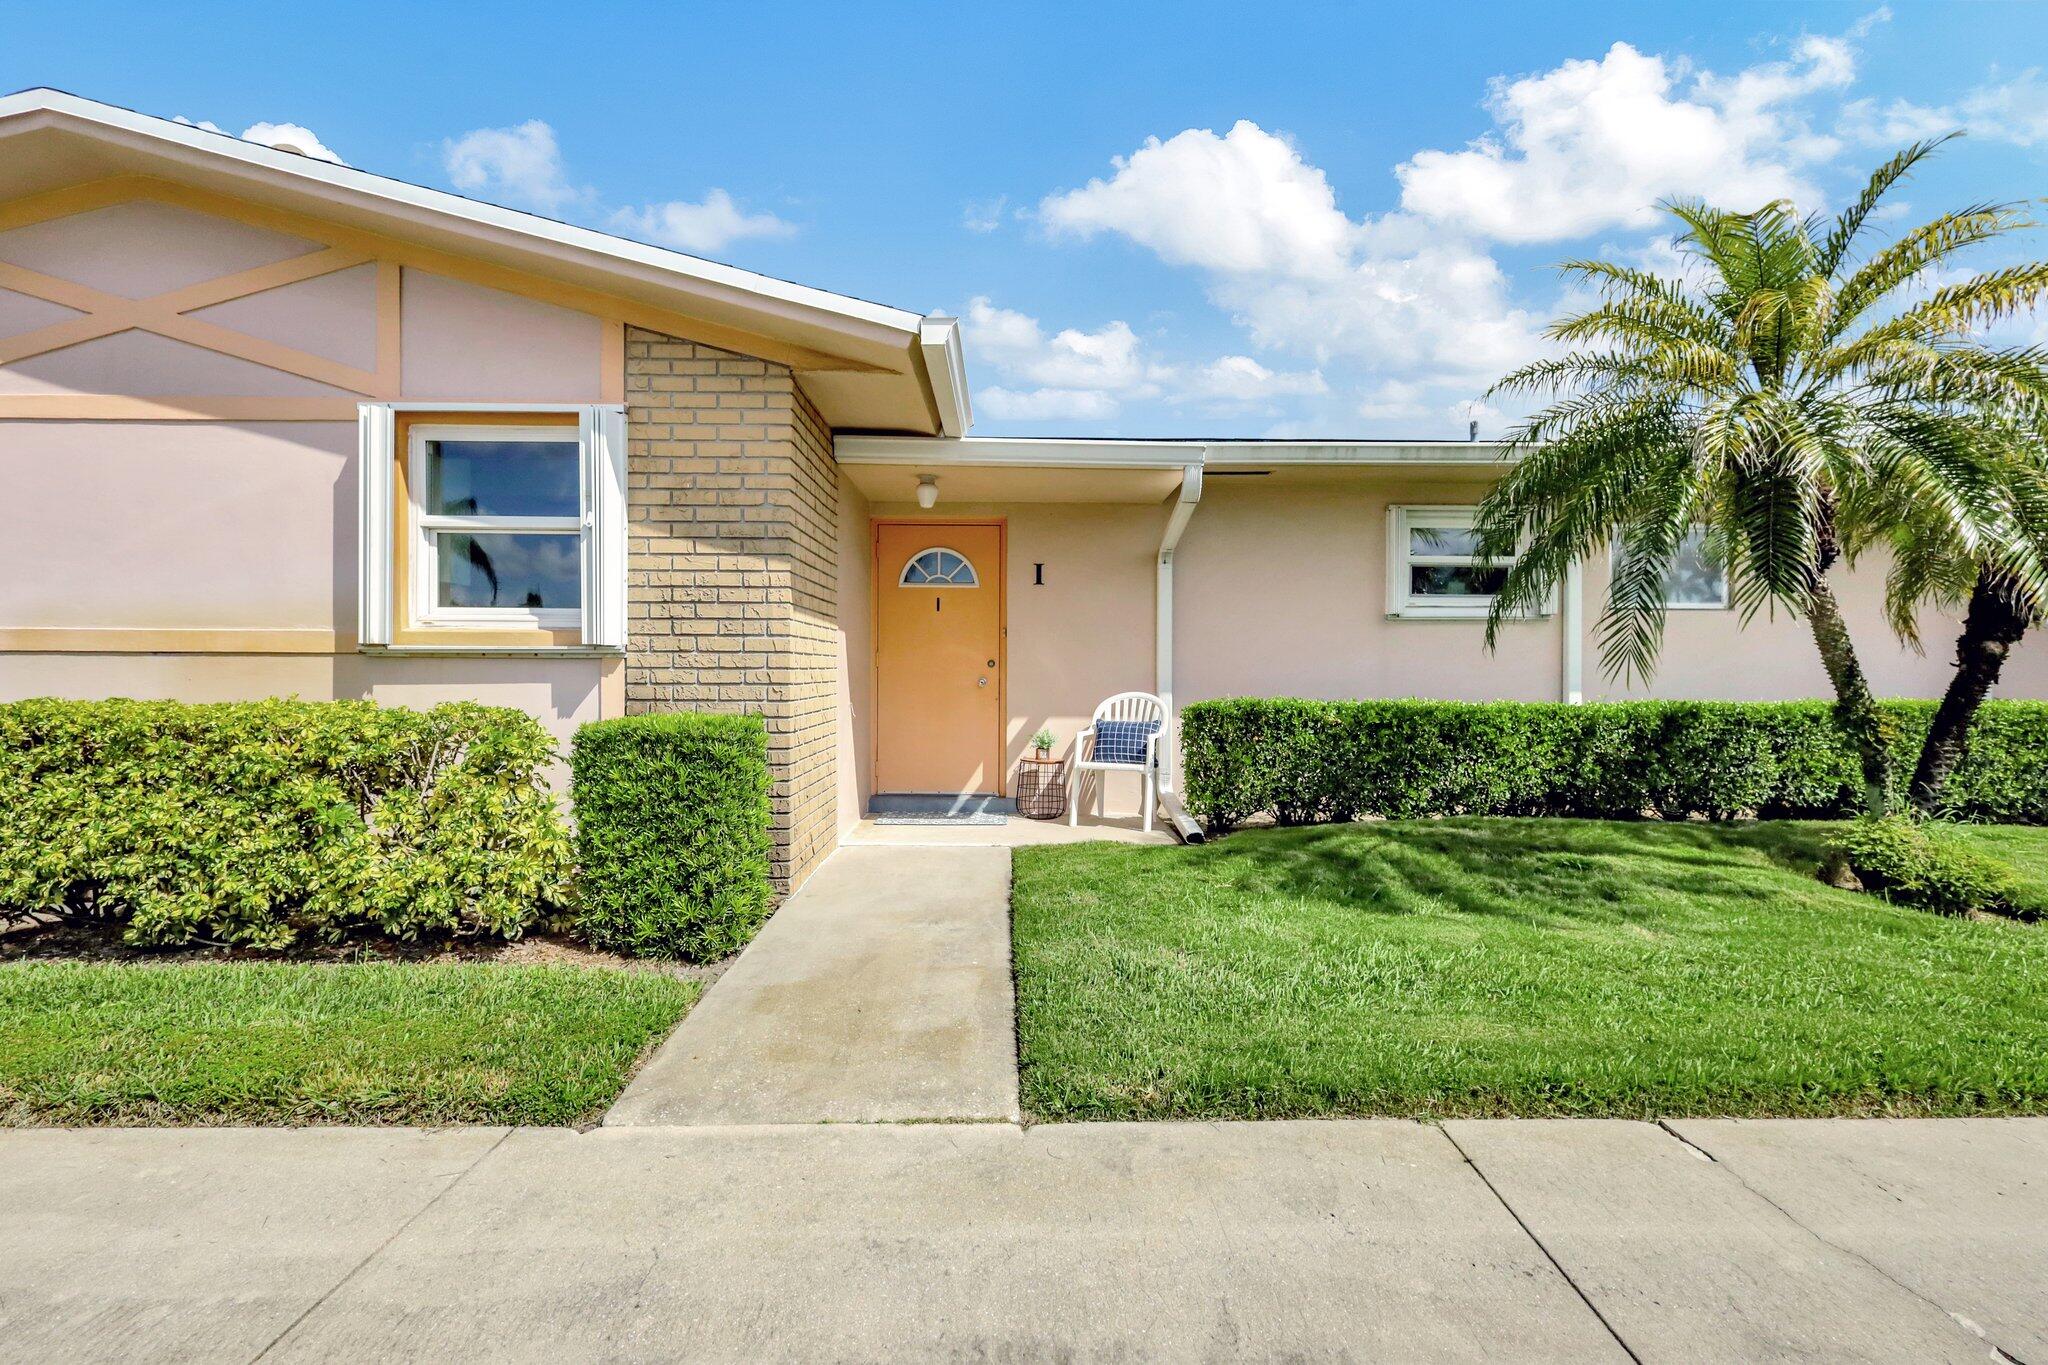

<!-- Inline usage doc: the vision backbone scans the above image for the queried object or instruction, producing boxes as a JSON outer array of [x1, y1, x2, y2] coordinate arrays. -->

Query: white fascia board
[[838, 436, 1523, 469], [918, 317, 972, 438], [836, 436, 1203, 469], [0, 89, 923, 340], [1204, 440, 1515, 465]]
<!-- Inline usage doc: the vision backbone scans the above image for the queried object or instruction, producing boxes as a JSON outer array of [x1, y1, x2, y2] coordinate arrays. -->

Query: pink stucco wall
[[0, 420, 354, 631], [835, 472, 875, 833], [400, 270, 603, 401], [1174, 469, 2048, 707], [0, 195, 612, 750], [0, 200, 316, 299], [844, 469, 2048, 817]]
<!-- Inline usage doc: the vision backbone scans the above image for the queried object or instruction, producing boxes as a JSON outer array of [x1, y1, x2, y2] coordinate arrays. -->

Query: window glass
[[425, 439, 580, 518], [434, 532, 581, 610], [900, 548, 979, 586], [1409, 525, 1485, 559], [1615, 527, 1729, 607], [1402, 510, 1511, 606], [1411, 564, 1509, 597]]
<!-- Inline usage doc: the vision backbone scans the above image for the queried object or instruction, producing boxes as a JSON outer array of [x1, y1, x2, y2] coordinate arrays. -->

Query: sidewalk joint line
[[248, 1125, 515, 1363], [1438, 1126, 1643, 1365], [1655, 1123, 2015, 1359], [1654, 1118, 1718, 1160]]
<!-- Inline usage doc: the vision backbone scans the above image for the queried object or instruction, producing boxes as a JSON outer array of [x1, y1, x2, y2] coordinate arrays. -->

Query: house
[[3, 90, 2044, 893]]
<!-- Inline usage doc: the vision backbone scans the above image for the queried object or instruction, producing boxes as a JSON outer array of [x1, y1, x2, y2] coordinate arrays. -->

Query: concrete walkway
[[606, 845, 1019, 1125], [4, 1118, 2041, 1362]]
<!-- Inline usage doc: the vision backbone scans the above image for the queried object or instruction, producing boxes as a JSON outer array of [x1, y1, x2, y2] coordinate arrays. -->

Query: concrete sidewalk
[[4, 1118, 2041, 1362], [606, 845, 1019, 1125]]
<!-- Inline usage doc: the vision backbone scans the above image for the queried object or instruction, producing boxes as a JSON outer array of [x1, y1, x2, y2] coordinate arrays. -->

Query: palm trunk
[[1807, 576, 1892, 817], [1804, 507, 1891, 817], [1909, 570, 2031, 813]]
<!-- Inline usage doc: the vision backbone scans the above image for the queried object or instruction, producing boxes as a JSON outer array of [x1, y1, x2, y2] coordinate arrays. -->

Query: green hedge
[[0, 698, 571, 948], [1180, 698, 2048, 828], [570, 712, 772, 961]]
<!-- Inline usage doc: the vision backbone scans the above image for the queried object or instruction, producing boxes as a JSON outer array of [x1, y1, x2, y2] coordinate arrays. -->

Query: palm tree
[[1842, 414, 2048, 810], [1473, 139, 2048, 816]]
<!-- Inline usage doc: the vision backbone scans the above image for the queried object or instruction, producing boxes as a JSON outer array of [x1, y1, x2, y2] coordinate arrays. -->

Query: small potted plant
[[1030, 726, 1056, 757]]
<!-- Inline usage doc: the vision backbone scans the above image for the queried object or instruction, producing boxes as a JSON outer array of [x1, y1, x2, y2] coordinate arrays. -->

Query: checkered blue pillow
[[1092, 719, 1159, 765]]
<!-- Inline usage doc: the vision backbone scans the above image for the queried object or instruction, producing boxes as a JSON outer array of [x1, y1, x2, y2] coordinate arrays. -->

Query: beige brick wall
[[622, 327, 841, 893]]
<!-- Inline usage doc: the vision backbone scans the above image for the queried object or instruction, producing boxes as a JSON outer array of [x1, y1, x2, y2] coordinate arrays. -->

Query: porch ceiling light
[[916, 474, 939, 509]]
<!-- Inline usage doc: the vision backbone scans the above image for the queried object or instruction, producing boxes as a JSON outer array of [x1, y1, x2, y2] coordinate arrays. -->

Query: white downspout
[[1561, 557, 1584, 704], [1156, 461, 1205, 791]]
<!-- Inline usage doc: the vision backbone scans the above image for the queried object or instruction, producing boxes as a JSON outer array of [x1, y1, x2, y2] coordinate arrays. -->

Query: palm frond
[[1817, 136, 1955, 277]]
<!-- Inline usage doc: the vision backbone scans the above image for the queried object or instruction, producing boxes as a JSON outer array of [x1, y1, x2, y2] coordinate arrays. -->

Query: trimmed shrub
[[1835, 817, 2025, 917], [0, 697, 571, 948], [1180, 698, 2048, 829], [570, 712, 772, 961]]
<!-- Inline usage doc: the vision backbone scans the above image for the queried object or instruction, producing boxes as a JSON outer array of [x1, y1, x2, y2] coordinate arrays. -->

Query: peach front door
[[874, 521, 1005, 794]]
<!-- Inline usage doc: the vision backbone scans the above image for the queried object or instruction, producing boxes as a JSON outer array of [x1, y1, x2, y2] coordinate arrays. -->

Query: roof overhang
[[835, 436, 1519, 505], [0, 89, 970, 435]]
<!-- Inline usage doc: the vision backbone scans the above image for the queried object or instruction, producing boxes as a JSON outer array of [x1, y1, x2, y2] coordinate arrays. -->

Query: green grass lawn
[[1011, 819, 2048, 1122], [0, 961, 699, 1126]]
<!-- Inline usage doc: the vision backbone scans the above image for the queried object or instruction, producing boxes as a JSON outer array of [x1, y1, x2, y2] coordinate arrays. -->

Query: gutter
[[918, 316, 972, 438], [1156, 461, 1207, 842]]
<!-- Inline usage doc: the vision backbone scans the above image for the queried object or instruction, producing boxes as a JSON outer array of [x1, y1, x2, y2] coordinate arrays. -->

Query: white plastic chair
[[1069, 691, 1169, 833]]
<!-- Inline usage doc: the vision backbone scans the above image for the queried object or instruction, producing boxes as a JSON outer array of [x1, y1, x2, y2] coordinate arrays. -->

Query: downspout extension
[[1561, 558, 1584, 704], [1157, 461, 1206, 842]]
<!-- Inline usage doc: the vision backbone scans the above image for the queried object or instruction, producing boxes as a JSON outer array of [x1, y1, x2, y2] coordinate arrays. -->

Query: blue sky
[[9, 1, 2046, 438]]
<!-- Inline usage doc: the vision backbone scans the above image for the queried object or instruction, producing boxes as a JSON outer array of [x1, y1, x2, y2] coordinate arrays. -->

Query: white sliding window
[[357, 404, 626, 649], [1387, 505, 1529, 619], [411, 423, 584, 628]]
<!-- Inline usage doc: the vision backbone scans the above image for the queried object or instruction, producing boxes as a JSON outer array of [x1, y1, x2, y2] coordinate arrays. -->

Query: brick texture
[[623, 328, 839, 892]]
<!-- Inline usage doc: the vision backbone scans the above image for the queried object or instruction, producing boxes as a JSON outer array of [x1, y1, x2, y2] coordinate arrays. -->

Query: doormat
[[872, 812, 1009, 827]]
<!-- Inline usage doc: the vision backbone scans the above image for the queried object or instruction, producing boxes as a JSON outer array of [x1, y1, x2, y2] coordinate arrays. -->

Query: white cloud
[[175, 115, 346, 165], [610, 191, 795, 253], [1192, 355, 1327, 403], [1017, 18, 1898, 431], [1213, 232, 1547, 380], [965, 297, 1158, 392], [1354, 379, 1499, 431], [1040, 121, 1356, 276], [963, 195, 1008, 233], [240, 121, 345, 165], [962, 296, 1324, 421], [1842, 69, 2048, 148], [1034, 124, 1545, 385], [441, 120, 793, 253], [977, 386, 1123, 422], [442, 120, 584, 213], [962, 296, 1162, 420], [1394, 33, 1860, 243]]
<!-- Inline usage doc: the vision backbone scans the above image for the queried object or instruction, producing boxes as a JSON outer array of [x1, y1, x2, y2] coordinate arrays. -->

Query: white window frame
[[410, 422, 582, 629], [357, 402, 626, 650], [1387, 505, 1547, 620], [897, 546, 982, 588], [1611, 526, 1732, 611]]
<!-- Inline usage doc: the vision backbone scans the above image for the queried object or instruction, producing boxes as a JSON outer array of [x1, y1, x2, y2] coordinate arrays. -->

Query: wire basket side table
[[1016, 754, 1068, 820]]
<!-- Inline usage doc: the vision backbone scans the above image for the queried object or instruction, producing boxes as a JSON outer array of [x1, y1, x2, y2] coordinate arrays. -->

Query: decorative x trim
[[0, 245, 396, 396]]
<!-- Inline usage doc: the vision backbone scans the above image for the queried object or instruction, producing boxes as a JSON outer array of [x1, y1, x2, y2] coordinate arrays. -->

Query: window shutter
[[581, 404, 628, 649], [356, 403, 396, 646]]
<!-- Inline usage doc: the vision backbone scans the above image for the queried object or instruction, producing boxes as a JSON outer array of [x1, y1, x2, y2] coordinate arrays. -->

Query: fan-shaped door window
[[899, 547, 980, 587]]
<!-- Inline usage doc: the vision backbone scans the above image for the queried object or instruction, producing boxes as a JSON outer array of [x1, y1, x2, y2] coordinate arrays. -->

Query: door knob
[[977, 677, 988, 687]]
